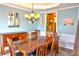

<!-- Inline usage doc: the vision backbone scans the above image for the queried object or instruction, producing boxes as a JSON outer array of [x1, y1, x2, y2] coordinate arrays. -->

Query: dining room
[[0, 3, 79, 56]]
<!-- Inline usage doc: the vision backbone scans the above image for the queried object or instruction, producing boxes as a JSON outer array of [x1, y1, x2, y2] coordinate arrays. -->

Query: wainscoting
[[59, 33, 75, 50]]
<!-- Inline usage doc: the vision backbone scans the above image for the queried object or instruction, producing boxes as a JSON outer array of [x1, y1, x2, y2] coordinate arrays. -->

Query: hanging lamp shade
[[24, 3, 40, 23], [35, 13, 40, 20]]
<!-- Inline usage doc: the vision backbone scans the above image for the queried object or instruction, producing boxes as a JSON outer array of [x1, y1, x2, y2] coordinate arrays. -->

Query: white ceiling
[[8, 3, 60, 9], [1, 3, 60, 9], [0, 3, 79, 12]]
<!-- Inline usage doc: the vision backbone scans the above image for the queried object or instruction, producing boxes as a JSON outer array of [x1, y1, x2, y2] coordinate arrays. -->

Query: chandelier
[[24, 3, 40, 23]]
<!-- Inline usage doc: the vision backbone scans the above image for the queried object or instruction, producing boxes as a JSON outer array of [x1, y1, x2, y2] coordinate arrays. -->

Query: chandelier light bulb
[[28, 15, 31, 20], [24, 14, 29, 18], [30, 12, 35, 17]]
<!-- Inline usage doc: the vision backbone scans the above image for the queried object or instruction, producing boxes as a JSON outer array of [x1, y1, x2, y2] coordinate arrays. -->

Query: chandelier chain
[[32, 3, 34, 12]]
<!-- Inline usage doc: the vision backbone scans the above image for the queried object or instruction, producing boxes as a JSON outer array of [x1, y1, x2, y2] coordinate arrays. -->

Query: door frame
[[45, 11, 57, 33]]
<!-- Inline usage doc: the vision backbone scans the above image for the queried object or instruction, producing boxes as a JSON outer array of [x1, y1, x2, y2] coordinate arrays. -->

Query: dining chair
[[6, 38, 15, 56], [31, 31, 38, 41], [6, 38, 24, 56], [46, 32, 59, 56], [19, 32, 29, 45], [7, 37, 35, 56], [48, 33, 59, 56], [36, 42, 48, 56], [53, 33, 59, 55], [31, 30, 40, 41], [46, 36, 53, 55]]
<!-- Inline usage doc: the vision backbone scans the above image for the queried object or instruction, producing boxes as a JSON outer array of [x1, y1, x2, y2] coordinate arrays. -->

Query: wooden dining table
[[15, 36, 50, 56]]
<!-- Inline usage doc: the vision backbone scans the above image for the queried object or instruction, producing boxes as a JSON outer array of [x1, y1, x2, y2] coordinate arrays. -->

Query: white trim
[[0, 4, 28, 12], [56, 11, 58, 33], [40, 5, 79, 13], [45, 13, 47, 35], [45, 10, 57, 15], [0, 3, 79, 13], [0, 4, 44, 13], [40, 9, 57, 13], [1, 3, 57, 13], [57, 5, 79, 11]]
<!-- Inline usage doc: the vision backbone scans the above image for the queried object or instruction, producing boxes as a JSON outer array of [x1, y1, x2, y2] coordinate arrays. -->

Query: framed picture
[[64, 18, 73, 25], [8, 11, 20, 27]]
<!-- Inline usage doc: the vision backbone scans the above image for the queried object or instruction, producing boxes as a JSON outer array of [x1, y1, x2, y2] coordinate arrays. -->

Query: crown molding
[[0, 4, 45, 13], [57, 5, 79, 11], [0, 4, 29, 12], [40, 4, 79, 14], [0, 4, 79, 13]]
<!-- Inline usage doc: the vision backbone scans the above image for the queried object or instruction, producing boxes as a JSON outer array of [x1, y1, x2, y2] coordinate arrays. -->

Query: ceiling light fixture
[[24, 3, 40, 24]]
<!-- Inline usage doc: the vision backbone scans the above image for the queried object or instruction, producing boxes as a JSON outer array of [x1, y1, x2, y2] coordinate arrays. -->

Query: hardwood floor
[[0, 47, 73, 56], [56, 47, 73, 56]]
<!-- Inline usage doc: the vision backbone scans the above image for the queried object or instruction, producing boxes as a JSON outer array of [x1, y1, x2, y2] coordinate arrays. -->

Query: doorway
[[46, 12, 56, 33]]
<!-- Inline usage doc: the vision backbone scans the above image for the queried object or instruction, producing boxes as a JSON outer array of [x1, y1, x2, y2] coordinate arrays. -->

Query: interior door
[[46, 13, 56, 33]]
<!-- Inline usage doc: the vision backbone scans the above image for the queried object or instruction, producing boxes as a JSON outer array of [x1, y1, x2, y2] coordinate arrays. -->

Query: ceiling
[[6, 3, 60, 9], [0, 3, 60, 10], [0, 3, 79, 12]]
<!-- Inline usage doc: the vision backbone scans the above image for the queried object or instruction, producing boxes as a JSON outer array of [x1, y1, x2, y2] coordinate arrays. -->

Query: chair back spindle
[[7, 38, 15, 56]]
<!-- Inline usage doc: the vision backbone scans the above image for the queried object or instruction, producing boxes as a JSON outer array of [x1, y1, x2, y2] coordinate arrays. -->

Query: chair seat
[[16, 50, 36, 56], [16, 52, 23, 56]]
